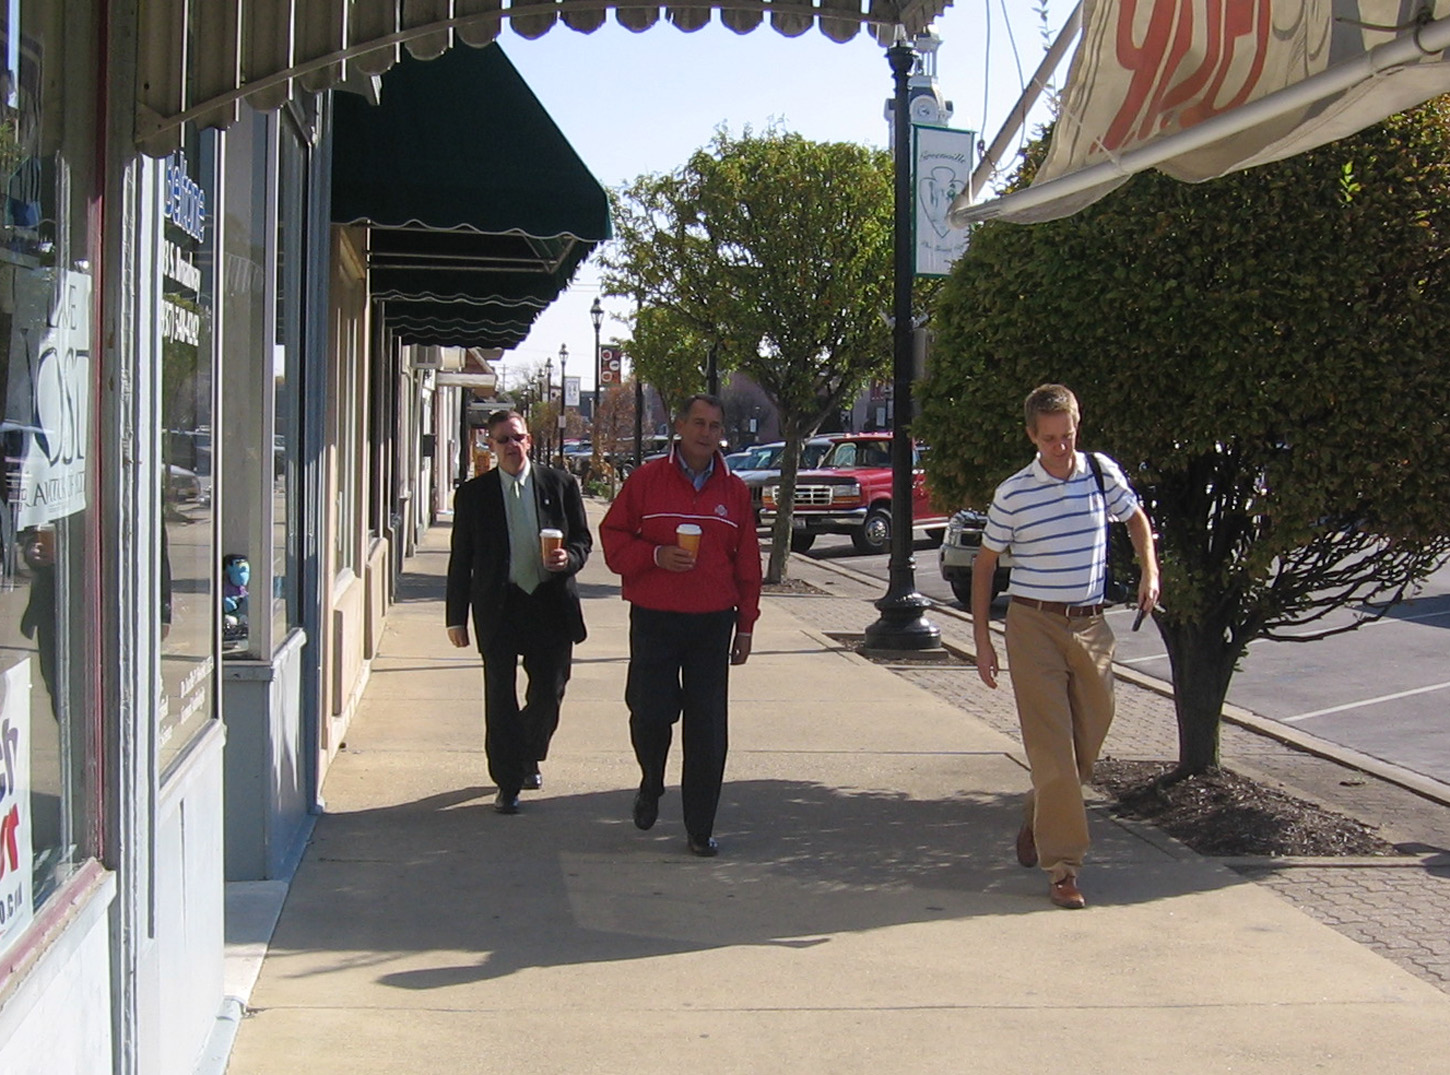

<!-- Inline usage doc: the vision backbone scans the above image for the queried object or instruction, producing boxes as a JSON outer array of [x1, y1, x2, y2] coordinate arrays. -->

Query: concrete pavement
[[224, 502, 1450, 1074]]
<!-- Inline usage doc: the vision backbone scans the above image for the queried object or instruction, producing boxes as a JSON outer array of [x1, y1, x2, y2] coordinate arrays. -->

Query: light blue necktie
[[507, 476, 544, 594]]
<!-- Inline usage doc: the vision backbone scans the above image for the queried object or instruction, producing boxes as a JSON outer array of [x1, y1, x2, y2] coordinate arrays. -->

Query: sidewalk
[[225, 502, 1450, 1074]]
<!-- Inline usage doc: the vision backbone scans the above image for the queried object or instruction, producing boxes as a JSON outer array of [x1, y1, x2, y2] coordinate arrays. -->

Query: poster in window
[[0, 661, 34, 956]]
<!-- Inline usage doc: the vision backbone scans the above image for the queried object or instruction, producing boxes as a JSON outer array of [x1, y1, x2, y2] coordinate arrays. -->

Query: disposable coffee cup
[[676, 523, 702, 557], [540, 528, 564, 557]]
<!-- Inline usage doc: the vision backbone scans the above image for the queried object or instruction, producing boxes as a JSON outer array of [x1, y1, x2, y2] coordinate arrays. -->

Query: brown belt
[[1011, 597, 1106, 618]]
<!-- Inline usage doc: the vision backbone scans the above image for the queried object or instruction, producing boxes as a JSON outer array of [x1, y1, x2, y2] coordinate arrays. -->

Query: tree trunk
[[764, 434, 804, 584], [1155, 613, 1241, 778]]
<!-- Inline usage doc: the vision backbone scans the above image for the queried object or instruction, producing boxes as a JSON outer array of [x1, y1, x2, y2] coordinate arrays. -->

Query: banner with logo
[[913, 125, 974, 276], [599, 345, 624, 387]]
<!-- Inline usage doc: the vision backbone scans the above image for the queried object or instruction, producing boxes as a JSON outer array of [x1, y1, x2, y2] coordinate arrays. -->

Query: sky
[[497, 1, 1079, 396]]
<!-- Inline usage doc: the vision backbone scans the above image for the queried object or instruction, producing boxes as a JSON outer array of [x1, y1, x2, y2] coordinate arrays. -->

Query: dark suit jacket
[[445, 464, 592, 652]]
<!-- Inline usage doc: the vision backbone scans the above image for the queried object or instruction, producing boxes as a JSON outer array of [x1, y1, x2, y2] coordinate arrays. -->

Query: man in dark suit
[[446, 410, 591, 814]]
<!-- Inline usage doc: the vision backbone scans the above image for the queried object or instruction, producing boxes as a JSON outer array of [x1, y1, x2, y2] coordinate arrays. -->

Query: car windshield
[[821, 440, 891, 468]]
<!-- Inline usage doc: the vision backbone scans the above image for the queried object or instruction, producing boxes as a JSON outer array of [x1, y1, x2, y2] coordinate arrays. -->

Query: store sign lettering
[[163, 239, 201, 291], [161, 298, 200, 346], [165, 153, 207, 242]]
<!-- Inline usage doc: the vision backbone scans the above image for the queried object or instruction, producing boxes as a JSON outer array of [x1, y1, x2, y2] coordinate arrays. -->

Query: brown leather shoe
[[1015, 823, 1038, 868], [1050, 876, 1086, 909]]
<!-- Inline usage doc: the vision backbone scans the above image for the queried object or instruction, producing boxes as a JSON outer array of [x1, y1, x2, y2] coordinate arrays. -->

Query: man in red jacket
[[601, 394, 762, 856]]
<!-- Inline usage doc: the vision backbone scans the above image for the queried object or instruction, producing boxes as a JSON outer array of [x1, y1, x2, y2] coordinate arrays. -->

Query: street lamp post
[[558, 343, 569, 468], [590, 297, 604, 420], [634, 377, 644, 468], [864, 37, 941, 653], [542, 356, 553, 465], [590, 297, 604, 472]]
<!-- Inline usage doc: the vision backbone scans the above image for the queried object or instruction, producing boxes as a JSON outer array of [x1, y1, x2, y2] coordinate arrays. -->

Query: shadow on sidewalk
[[265, 777, 1238, 991], [391, 564, 621, 605]]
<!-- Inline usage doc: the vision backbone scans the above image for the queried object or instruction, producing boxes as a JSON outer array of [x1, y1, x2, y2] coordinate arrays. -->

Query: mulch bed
[[762, 577, 831, 595], [1093, 757, 1399, 857]]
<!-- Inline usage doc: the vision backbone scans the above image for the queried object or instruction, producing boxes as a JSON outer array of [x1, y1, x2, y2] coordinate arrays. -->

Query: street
[[798, 533, 1450, 788]]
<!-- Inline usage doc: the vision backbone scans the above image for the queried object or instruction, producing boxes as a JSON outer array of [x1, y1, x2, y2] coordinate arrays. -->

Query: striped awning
[[332, 43, 611, 348], [136, 0, 952, 155]]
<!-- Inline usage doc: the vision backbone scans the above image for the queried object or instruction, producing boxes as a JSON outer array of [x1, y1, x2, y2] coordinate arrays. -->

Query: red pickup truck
[[759, 433, 950, 553]]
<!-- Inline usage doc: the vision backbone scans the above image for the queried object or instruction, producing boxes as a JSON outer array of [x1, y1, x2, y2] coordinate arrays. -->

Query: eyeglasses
[[493, 433, 529, 445]]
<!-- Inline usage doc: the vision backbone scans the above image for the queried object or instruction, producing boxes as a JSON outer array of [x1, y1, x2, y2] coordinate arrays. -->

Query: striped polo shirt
[[982, 451, 1139, 605]]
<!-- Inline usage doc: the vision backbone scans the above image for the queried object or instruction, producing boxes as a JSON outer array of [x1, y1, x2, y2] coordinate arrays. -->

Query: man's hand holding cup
[[540, 527, 568, 572], [657, 523, 702, 572]]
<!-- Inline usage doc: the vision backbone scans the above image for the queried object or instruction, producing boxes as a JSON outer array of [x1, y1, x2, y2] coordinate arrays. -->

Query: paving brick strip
[[771, 548, 1450, 995]]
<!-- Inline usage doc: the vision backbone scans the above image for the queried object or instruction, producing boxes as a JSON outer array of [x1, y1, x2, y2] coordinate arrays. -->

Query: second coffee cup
[[676, 523, 702, 557]]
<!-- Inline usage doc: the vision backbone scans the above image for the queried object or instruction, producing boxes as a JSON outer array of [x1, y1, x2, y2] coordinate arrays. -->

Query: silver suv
[[938, 509, 1012, 606]]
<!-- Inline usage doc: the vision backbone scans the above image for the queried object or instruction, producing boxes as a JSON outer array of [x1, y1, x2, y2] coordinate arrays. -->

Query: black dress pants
[[626, 606, 736, 841], [480, 585, 573, 795]]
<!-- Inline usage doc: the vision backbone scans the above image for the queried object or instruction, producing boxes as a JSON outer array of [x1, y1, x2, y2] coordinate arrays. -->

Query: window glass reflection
[[157, 133, 216, 772], [0, 0, 97, 953]]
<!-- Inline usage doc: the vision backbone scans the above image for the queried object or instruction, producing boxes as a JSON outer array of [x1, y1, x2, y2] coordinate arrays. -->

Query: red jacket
[[602, 447, 762, 632]]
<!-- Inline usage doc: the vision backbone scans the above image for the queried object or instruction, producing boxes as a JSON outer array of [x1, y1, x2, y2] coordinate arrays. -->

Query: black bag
[[1086, 452, 1138, 605]]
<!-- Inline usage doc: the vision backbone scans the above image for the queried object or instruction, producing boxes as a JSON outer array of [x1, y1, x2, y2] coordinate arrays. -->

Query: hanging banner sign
[[599, 346, 623, 386], [564, 376, 580, 408], [6, 270, 92, 529], [914, 125, 975, 276]]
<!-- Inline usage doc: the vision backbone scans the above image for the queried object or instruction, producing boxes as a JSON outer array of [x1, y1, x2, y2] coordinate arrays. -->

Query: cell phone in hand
[[1131, 606, 1148, 631]]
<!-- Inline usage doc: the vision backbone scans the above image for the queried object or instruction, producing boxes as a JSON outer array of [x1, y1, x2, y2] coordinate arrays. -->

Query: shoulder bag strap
[[1085, 452, 1114, 601]]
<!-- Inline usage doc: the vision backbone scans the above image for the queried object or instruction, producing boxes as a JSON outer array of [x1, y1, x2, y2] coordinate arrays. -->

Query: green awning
[[331, 42, 612, 348]]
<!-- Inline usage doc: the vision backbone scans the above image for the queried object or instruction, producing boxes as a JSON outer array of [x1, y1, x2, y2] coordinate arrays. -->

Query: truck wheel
[[789, 532, 816, 552], [852, 506, 891, 554]]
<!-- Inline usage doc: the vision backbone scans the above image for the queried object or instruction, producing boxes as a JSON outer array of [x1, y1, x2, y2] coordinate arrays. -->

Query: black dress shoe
[[521, 771, 543, 791], [493, 790, 520, 815], [633, 789, 659, 831], [687, 835, 719, 857]]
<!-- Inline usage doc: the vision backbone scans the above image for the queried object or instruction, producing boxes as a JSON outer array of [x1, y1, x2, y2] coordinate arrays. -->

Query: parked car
[[737, 437, 837, 528], [724, 449, 756, 472], [760, 433, 950, 553], [938, 508, 1012, 606]]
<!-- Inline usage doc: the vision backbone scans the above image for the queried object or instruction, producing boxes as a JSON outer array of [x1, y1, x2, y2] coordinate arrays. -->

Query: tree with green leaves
[[603, 127, 895, 581], [622, 305, 717, 421], [917, 101, 1450, 779]]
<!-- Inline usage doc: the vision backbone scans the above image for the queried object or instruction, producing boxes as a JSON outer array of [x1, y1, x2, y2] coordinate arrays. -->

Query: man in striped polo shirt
[[972, 384, 1159, 909]]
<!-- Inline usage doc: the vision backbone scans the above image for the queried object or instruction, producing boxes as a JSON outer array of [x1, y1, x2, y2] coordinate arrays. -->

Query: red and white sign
[[599, 346, 624, 386], [0, 662, 34, 956], [970, 1, 1450, 223]]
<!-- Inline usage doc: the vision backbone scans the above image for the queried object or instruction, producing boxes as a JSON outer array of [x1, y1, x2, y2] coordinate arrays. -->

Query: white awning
[[436, 372, 501, 387], [136, 0, 951, 155], [950, 0, 1450, 227]]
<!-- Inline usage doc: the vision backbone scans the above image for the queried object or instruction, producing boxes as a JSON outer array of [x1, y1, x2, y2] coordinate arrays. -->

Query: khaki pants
[[1004, 602, 1116, 882]]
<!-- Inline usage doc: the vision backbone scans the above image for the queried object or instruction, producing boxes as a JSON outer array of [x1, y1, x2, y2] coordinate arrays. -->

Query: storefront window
[[157, 132, 217, 774], [273, 114, 303, 639], [0, 0, 98, 954], [219, 109, 267, 658]]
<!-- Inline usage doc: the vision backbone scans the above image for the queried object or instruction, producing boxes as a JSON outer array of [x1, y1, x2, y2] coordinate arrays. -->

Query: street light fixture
[[863, 37, 941, 653], [558, 343, 569, 467]]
